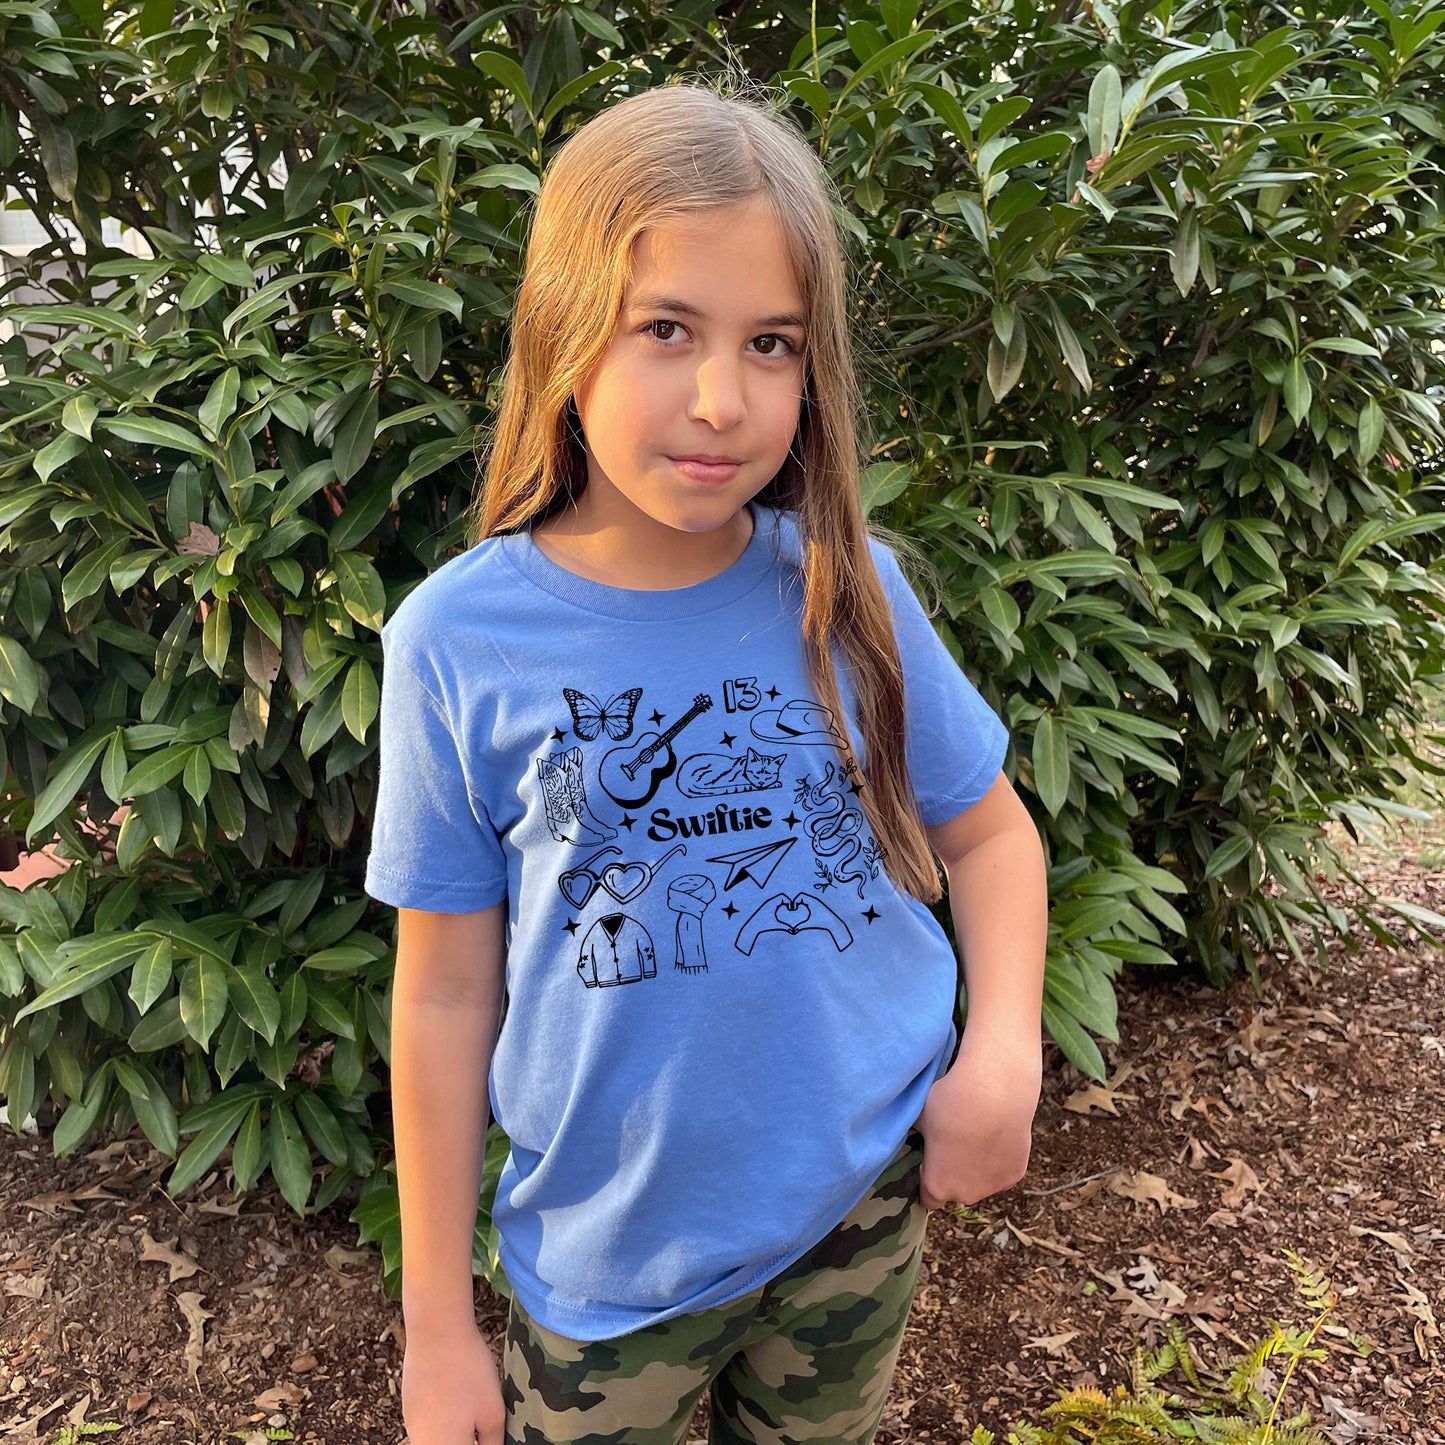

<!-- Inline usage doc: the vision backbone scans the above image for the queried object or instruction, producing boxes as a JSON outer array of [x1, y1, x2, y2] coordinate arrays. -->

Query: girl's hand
[[912, 1027, 1042, 1212], [401, 1320, 506, 1444]]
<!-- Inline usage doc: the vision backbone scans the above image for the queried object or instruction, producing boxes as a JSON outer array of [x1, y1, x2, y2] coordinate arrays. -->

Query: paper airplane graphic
[[705, 836, 796, 891]]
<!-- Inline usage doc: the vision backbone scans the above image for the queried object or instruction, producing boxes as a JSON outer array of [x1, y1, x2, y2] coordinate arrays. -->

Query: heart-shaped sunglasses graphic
[[558, 844, 687, 908]]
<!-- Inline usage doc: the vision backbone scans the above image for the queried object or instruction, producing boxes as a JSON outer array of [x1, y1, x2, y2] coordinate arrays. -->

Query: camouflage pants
[[502, 1129, 927, 1445]]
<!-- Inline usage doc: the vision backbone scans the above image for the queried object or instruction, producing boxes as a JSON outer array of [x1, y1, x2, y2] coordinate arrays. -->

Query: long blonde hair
[[465, 76, 950, 905]]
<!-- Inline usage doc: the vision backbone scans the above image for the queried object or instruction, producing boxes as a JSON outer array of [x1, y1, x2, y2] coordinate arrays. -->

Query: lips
[[672, 458, 742, 482]]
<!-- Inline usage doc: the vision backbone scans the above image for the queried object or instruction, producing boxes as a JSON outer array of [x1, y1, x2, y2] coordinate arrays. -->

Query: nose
[[687, 352, 747, 431]]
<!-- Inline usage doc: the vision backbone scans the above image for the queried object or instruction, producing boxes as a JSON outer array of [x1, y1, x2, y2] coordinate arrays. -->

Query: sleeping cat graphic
[[675, 746, 785, 798]]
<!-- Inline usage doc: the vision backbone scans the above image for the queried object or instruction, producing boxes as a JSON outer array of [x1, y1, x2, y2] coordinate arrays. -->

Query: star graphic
[[848, 779, 864, 797], [723, 902, 738, 918], [861, 905, 880, 924], [563, 918, 580, 935], [619, 814, 636, 832], [765, 685, 780, 700], [783, 811, 800, 829], [551, 727, 566, 742], [649, 709, 665, 725], [719, 730, 735, 748]]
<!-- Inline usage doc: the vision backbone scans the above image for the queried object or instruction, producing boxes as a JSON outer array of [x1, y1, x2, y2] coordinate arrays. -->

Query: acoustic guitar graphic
[[597, 693, 713, 808]]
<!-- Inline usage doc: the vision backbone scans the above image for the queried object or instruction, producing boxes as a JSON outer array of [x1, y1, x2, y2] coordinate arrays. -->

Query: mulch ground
[[1, 818, 1441, 1445]]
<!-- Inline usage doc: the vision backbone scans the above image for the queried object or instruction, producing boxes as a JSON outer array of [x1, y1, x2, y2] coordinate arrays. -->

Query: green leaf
[[986, 316, 1028, 401], [1086, 64, 1122, 157], [203, 596, 232, 676], [1041, 992, 1107, 1081], [1031, 715, 1070, 817], [269, 1102, 314, 1214], [303, 944, 374, 975], [167, 1101, 248, 1197], [34, 430, 88, 483], [378, 279, 463, 319], [121, 745, 190, 797], [1044, 957, 1118, 1042], [836, 30, 937, 106], [61, 536, 130, 611], [469, 47, 533, 113], [1357, 398, 1384, 463], [341, 659, 380, 742], [227, 963, 282, 1045], [1204, 831, 1256, 881], [333, 552, 386, 632], [13, 933, 148, 1022], [295, 1090, 348, 1165], [128, 935, 174, 1015], [101, 415, 217, 460], [333, 388, 379, 485], [0, 636, 42, 713], [198, 367, 240, 441], [179, 956, 229, 1048], [27, 727, 114, 840], [54, 1065, 113, 1157], [232, 1100, 264, 1189], [1170, 208, 1199, 296], [1282, 356, 1312, 426], [129, 994, 188, 1052], [113, 1058, 179, 1157]]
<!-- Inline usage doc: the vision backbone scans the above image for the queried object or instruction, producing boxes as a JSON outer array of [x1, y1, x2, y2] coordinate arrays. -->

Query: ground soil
[[1, 818, 1441, 1445]]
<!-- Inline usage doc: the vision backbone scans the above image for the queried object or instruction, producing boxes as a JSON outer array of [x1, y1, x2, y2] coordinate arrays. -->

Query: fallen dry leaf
[[325, 1243, 373, 1272], [1023, 1330, 1080, 1356], [1395, 1280, 1439, 1360], [1208, 1157, 1262, 1208], [175, 1291, 213, 1386], [1, 1270, 47, 1300], [139, 1231, 200, 1283], [254, 1382, 308, 1410], [1349, 1224, 1414, 1256], [1106, 1168, 1199, 1213], [1064, 1081, 1137, 1116]]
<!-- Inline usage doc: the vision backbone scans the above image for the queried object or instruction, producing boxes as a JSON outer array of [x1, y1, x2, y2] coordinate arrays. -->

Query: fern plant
[[966, 1253, 1370, 1445]]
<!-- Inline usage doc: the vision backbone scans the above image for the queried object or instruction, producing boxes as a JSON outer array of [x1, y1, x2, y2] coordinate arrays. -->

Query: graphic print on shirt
[[704, 836, 796, 891], [735, 891, 854, 954], [542, 680, 887, 988], [675, 745, 785, 798], [797, 757, 884, 901], [557, 843, 688, 908], [537, 746, 618, 846], [667, 873, 714, 975], [563, 685, 642, 742], [597, 693, 713, 808], [576, 911, 657, 988]]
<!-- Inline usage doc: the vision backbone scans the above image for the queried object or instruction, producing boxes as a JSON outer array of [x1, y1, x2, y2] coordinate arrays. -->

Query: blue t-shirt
[[364, 500, 1008, 1340]]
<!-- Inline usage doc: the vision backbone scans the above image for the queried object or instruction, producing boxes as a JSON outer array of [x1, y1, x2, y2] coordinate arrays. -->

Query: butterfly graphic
[[563, 686, 643, 742]]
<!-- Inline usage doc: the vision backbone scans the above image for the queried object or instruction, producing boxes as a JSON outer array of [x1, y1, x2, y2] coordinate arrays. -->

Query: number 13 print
[[723, 677, 760, 713]]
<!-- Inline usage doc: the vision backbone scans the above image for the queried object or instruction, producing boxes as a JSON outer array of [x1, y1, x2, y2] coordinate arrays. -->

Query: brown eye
[[754, 334, 796, 357]]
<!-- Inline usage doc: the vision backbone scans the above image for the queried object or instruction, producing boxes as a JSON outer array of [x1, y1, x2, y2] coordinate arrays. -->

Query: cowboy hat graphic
[[750, 699, 848, 747]]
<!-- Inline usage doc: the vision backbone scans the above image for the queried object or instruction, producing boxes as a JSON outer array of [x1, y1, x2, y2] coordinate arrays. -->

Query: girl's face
[[571, 197, 808, 539]]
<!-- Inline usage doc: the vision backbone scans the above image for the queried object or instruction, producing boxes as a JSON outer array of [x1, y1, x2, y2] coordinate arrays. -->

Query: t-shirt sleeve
[[363, 631, 509, 913], [873, 540, 1010, 825]]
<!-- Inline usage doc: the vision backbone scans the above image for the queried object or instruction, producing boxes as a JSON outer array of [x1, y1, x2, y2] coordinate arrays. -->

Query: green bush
[[2, 0, 1444, 1292]]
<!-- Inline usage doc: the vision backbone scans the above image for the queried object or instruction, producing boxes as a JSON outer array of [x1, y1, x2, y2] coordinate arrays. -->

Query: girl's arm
[[390, 905, 516, 1445], [914, 773, 1048, 1210]]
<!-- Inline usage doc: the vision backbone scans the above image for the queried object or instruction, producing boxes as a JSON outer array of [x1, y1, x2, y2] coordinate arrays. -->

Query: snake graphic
[[796, 760, 873, 899]]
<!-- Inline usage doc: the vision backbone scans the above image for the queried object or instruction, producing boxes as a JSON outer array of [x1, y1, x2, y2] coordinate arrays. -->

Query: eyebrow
[[626, 293, 807, 330]]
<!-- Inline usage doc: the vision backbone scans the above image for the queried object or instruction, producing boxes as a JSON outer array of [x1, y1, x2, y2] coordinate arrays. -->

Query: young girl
[[366, 77, 1048, 1445]]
